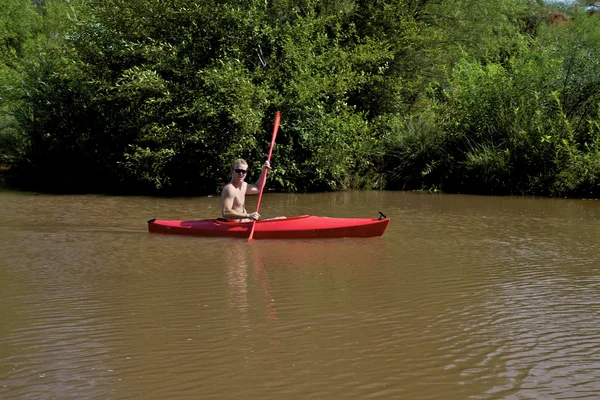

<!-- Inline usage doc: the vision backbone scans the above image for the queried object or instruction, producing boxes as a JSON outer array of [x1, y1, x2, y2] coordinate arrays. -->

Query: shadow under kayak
[[147, 214, 390, 239]]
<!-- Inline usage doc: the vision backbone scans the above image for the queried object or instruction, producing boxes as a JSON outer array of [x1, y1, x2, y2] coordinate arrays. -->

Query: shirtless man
[[221, 158, 271, 222]]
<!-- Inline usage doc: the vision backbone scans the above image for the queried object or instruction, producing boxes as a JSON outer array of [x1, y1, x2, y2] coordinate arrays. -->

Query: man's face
[[232, 163, 248, 182]]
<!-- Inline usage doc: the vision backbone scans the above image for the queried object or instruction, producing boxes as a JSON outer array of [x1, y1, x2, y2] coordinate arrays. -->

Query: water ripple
[[2, 191, 600, 399]]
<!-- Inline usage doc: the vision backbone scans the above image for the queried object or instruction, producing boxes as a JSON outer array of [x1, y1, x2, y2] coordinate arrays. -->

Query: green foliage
[[2, 0, 600, 198], [382, 109, 453, 191], [4, 0, 393, 193], [0, 0, 37, 166], [0, 0, 39, 62], [381, 9, 600, 197]]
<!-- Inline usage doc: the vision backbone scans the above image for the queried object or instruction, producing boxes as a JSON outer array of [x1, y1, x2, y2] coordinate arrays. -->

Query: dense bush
[[4, 0, 397, 193], [0, 0, 39, 166], [1, 0, 599, 197], [382, 9, 600, 197]]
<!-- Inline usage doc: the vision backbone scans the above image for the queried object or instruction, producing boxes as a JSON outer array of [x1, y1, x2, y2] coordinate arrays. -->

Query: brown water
[[1, 190, 600, 399]]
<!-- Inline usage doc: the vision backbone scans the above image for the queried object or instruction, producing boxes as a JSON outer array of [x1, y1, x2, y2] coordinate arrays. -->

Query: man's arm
[[247, 161, 271, 195]]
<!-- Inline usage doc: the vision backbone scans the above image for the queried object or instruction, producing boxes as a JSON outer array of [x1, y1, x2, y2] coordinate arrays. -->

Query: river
[[1, 190, 599, 399]]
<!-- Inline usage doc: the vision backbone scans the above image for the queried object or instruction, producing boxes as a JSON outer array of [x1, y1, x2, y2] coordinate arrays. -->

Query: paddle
[[248, 111, 280, 241]]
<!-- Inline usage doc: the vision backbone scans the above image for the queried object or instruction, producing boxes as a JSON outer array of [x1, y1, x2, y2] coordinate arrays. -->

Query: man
[[221, 158, 271, 222]]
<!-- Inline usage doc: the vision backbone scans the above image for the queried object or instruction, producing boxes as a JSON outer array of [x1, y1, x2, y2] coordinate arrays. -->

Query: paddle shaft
[[248, 111, 280, 241]]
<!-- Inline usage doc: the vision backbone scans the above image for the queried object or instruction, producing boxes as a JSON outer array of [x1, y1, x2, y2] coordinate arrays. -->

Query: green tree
[[0, 0, 39, 165], [10, 0, 587, 197], [382, 8, 600, 197]]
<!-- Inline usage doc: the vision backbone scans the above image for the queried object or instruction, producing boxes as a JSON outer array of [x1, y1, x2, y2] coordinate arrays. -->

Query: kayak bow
[[148, 214, 389, 239]]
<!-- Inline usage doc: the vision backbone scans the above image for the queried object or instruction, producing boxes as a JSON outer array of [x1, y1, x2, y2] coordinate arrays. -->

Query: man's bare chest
[[230, 186, 246, 208]]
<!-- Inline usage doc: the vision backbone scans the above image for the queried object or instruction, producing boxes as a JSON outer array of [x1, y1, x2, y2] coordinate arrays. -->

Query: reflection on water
[[1, 190, 600, 399]]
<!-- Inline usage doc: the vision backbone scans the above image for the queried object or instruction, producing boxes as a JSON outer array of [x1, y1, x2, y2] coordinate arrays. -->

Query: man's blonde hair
[[231, 158, 248, 170]]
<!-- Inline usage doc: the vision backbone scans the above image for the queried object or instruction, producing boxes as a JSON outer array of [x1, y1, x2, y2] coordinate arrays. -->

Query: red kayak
[[148, 214, 389, 239]]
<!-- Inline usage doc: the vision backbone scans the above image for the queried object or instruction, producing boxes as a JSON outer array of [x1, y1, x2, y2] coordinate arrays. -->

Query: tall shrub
[[394, 10, 600, 196]]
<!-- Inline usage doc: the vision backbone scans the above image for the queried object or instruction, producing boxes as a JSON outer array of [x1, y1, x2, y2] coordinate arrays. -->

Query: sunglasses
[[234, 168, 247, 174]]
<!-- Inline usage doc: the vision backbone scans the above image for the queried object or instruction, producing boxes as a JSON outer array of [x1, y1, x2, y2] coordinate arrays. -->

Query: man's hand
[[247, 211, 261, 220], [263, 161, 271, 170]]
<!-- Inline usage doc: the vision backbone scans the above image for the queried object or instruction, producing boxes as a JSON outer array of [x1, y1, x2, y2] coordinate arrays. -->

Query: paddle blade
[[248, 220, 257, 241]]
